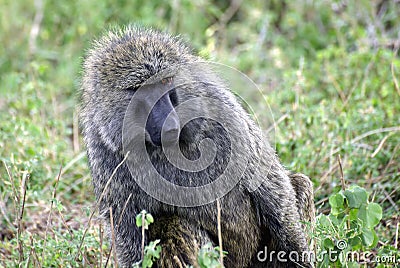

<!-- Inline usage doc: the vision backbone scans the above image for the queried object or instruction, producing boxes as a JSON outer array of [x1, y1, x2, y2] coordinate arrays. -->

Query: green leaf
[[329, 192, 345, 208], [154, 246, 161, 258], [214, 246, 228, 256], [146, 213, 154, 224], [344, 186, 368, 208], [348, 236, 362, 250], [357, 204, 368, 226], [349, 208, 359, 221], [346, 262, 360, 268], [361, 228, 375, 247], [142, 258, 151, 268], [365, 203, 382, 228], [328, 214, 340, 226], [136, 213, 143, 227], [323, 238, 335, 249], [329, 192, 345, 215], [371, 230, 379, 248], [357, 202, 382, 228], [317, 214, 330, 228]]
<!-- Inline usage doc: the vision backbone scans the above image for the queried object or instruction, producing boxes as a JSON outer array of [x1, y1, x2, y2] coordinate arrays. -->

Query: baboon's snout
[[145, 92, 180, 147], [161, 110, 180, 146]]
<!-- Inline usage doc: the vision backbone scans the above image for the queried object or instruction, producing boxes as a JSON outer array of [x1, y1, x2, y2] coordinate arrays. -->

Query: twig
[[29, 235, 39, 266], [219, 0, 242, 26], [105, 193, 133, 267], [350, 126, 400, 144], [193, 239, 199, 267], [382, 143, 400, 175], [109, 207, 118, 267], [370, 133, 392, 158], [325, 126, 400, 159], [29, 236, 35, 266], [141, 211, 145, 260], [173, 256, 184, 268], [3, 161, 19, 216], [216, 199, 224, 266], [57, 209, 73, 236], [76, 151, 130, 261], [368, 172, 400, 184], [17, 172, 29, 263], [99, 224, 104, 268], [265, 113, 289, 134], [381, 190, 398, 211], [395, 221, 399, 249], [337, 155, 351, 230], [314, 196, 329, 207], [337, 155, 346, 191], [104, 245, 112, 267], [41, 165, 62, 267], [117, 193, 133, 226], [61, 151, 86, 176]]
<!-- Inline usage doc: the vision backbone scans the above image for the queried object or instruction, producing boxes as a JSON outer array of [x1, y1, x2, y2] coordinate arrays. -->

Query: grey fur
[[79, 25, 314, 267]]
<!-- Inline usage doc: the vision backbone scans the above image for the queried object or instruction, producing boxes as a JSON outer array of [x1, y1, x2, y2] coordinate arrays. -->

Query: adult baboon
[[79, 25, 314, 267]]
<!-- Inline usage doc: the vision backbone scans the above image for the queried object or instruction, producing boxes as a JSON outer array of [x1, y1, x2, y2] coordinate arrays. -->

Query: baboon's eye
[[161, 77, 173, 85], [125, 86, 138, 92]]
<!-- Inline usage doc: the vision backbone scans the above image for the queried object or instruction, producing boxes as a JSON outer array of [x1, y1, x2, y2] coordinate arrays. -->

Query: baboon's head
[[81, 26, 196, 151]]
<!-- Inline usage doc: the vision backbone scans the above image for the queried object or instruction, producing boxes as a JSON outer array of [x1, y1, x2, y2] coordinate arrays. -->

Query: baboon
[[79, 25, 315, 267]]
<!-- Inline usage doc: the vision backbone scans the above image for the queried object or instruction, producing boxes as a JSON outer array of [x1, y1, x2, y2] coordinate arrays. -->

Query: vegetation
[[0, 0, 399, 267], [133, 211, 161, 268]]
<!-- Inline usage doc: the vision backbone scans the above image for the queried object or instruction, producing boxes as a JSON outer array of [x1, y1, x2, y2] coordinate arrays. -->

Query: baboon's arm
[[288, 173, 315, 228], [248, 169, 313, 267]]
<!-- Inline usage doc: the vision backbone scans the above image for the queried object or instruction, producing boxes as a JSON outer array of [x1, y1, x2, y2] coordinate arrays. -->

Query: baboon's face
[[135, 76, 180, 146], [82, 38, 191, 151]]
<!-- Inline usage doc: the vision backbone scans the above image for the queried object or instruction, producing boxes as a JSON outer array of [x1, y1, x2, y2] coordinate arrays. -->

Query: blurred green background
[[0, 0, 399, 266]]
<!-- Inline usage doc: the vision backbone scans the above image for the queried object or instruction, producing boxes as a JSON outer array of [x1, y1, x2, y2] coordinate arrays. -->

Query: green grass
[[0, 0, 399, 267]]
